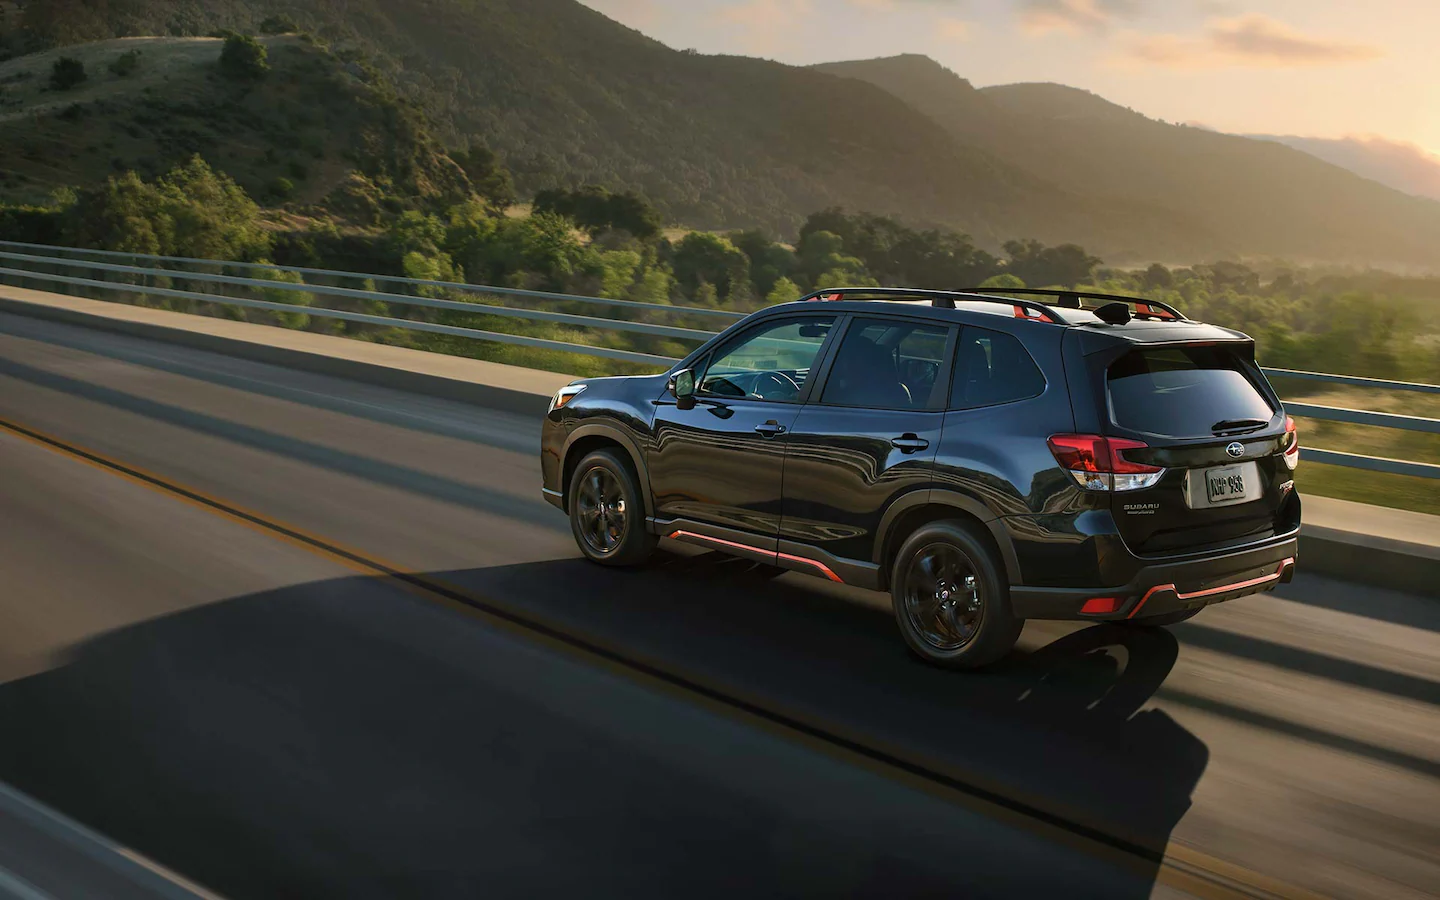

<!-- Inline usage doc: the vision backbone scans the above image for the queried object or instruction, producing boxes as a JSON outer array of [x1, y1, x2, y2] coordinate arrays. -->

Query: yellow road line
[[0, 413, 1331, 900]]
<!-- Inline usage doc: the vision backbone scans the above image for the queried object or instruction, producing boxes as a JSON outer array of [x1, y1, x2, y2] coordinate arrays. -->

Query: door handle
[[754, 421, 787, 438], [891, 434, 930, 453]]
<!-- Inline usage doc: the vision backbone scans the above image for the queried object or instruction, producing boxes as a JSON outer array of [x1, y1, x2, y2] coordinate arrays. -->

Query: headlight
[[549, 384, 586, 413]]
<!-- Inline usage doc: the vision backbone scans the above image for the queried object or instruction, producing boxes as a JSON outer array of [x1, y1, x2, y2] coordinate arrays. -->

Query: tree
[[671, 232, 749, 300], [154, 156, 271, 260], [259, 14, 300, 35], [1141, 263, 1172, 290], [220, 34, 269, 80], [50, 57, 87, 90], [978, 273, 1025, 290], [728, 229, 796, 299], [1002, 239, 1102, 288], [796, 230, 869, 288], [109, 49, 141, 77], [452, 146, 515, 214], [534, 184, 662, 241], [765, 277, 801, 305]]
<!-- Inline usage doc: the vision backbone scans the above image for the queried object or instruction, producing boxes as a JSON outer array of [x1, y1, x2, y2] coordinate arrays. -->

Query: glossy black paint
[[649, 397, 797, 543], [540, 298, 1302, 621]]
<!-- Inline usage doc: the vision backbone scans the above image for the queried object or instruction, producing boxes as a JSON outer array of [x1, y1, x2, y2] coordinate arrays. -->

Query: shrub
[[259, 14, 299, 35], [219, 34, 269, 80], [268, 176, 295, 200], [50, 57, 86, 91], [287, 160, 309, 180], [109, 49, 141, 77]]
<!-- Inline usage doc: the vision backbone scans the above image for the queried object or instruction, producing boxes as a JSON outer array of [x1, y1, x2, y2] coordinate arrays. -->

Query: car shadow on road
[[0, 553, 1206, 899]]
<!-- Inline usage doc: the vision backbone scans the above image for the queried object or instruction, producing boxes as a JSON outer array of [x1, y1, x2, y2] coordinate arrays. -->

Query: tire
[[890, 521, 1022, 669], [568, 449, 658, 567], [1119, 607, 1201, 627]]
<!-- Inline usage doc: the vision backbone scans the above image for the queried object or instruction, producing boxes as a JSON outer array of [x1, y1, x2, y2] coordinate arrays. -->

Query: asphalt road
[[0, 312, 1434, 899]]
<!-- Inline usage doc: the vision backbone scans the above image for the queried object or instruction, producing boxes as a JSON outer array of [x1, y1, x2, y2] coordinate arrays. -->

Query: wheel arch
[[561, 423, 652, 513], [876, 490, 1021, 591]]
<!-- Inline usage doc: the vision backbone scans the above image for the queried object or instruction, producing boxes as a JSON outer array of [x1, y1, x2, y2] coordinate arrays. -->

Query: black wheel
[[1119, 607, 1201, 627], [890, 521, 1022, 669], [568, 449, 657, 567]]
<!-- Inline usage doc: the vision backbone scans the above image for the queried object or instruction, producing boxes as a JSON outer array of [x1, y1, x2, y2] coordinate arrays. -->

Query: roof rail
[[799, 287, 1061, 324], [950, 287, 1186, 321]]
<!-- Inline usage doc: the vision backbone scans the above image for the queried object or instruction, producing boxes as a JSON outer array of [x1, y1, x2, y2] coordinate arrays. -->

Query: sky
[[578, 0, 1440, 157]]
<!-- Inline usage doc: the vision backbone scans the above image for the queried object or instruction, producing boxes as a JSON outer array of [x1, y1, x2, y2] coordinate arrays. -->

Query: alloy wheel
[[575, 465, 627, 556], [903, 542, 983, 651]]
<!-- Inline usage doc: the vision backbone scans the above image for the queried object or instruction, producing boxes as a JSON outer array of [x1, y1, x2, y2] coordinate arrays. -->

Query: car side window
[[821, 318, 952, 410], [950, 327, 1046, 408], [696, 316, 835, 403]]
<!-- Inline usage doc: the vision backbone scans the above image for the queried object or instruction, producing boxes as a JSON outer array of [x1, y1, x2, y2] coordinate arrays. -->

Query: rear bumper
[[1010, 531, 1298, 621]]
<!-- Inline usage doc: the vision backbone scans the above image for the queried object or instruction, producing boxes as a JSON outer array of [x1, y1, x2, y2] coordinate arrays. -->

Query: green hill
[[0, 0, 1202, 251], [814, 55, 1440, 268], [0, 34, 471, 214]]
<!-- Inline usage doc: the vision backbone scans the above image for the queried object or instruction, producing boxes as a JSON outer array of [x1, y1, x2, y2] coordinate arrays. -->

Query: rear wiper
[[1212, 418, 1268, 434]]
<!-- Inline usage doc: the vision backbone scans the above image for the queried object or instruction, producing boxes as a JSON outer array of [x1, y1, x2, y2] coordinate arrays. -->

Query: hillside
[[1247, 134, 1440, 202], [0, 35, 470, 213], [0, 0, 1211, 252], [815, 55, 1440, 268]]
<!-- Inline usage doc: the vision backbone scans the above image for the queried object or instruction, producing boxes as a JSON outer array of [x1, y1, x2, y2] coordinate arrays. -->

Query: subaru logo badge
[[1226, 442, 1245, 459]]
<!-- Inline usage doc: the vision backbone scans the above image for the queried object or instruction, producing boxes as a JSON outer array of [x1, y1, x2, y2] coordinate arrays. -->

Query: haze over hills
[[3, 0, 1440, 268], [814, 54, 1440, 268], [1245, 134, 1440, 203]]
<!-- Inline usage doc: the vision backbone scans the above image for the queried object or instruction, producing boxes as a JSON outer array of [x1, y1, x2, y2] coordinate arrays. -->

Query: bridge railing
[[1, 240, 1435, 479]]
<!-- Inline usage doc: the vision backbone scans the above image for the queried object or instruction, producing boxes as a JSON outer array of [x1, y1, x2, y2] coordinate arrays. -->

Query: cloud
[[1120, 14, 1384, 68], [714, 0, 813, 53], [1018, 0, 1139, 35], [936, 16, 974, 41], [849, 0, 967, 7]]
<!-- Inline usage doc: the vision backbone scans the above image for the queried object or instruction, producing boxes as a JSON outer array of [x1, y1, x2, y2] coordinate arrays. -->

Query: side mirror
[[670, 368, 696, 409]]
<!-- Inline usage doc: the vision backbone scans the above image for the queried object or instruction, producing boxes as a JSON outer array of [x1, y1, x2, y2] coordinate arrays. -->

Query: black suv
[[541, 288, 1300, 668]]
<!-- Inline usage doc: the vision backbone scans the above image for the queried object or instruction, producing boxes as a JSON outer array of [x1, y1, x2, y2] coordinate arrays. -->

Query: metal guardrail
[[0, 241, 1435, 478]]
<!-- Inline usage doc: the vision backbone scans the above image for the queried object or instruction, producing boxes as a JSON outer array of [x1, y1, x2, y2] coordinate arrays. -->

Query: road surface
[[0, 312, 1434, 899]]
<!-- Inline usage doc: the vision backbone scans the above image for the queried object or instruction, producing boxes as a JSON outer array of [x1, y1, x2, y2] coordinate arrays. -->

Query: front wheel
[[890, 521, 1022, 669], [568, 449, 657, 567]]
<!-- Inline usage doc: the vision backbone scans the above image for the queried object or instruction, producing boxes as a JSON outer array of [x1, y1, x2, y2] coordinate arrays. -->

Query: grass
[[1275, 380, 1438, 516], [1294, 462, 1439, 516]]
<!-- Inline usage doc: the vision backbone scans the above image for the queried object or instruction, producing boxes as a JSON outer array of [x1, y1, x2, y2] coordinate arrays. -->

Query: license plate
[[1204, 464, 1250, 504]]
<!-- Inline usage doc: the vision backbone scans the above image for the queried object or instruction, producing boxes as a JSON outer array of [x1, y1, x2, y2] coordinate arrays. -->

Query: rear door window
[[821, 318, 952, 410], [1107, 346, 1274, 438]]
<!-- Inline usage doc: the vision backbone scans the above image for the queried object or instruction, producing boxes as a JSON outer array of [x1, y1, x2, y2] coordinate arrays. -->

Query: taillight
[[1282, 415, 1299, 470], [1047, 434, 1165, 492]]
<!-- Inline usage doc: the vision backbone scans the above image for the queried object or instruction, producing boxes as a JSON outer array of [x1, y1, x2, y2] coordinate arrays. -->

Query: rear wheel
[[568, 449, 657, 567], [1120, 607, 1201, 627], [890, 521, 1022, 669]]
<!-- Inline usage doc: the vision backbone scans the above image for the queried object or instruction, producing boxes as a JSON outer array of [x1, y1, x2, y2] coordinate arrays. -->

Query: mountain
[[1247, 134, 1440, 202], [814, 55, 1440, 268], [0, 34, 470, 212], [3, 0, 1140, 248], [5, 2, 1440, 268]]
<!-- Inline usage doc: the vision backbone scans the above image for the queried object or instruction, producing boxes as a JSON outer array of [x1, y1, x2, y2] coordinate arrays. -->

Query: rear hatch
[[1098, 342, 1299, 556]]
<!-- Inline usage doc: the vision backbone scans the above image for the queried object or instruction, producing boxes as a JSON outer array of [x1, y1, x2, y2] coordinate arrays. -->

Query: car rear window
[[1107, 346, 1274, 438]]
